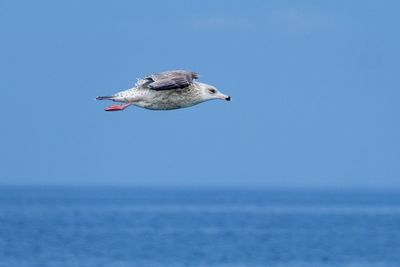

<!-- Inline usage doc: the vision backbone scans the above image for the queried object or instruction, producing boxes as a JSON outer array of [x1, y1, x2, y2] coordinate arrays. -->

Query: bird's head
[[198, 82, 231, 102]]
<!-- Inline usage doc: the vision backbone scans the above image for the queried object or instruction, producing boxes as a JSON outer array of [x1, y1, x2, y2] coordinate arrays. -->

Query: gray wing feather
[[144, 70, 199, 91]]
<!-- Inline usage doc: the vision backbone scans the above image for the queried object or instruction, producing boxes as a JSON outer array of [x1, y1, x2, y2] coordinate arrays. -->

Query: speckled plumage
[[96, 70, 231, 111]]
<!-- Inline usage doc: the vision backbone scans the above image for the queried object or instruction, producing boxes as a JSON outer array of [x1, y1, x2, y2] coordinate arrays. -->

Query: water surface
[[0, 187, 399, 267]]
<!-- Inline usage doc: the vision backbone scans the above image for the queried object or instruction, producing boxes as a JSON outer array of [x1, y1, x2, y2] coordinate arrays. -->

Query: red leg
[[104, 103, 132, 112]]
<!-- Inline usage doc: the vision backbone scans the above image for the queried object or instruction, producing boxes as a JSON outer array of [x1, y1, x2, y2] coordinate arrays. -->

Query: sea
[[0, 186, 399, 267]]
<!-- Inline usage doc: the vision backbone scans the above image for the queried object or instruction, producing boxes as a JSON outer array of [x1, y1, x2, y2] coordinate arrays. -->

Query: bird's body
[[111, 82, 205, 110], [96, 70, 230, 111]]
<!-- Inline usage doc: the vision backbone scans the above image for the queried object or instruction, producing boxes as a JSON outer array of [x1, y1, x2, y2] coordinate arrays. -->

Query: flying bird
[[96, 70, 231, 111]]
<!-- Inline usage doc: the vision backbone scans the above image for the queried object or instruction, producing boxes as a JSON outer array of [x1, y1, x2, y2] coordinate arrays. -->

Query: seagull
[[96, 70, 231, 111]]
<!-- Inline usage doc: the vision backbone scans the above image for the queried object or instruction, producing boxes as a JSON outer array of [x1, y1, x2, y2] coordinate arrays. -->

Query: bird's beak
[[218, 93, 231, 101]]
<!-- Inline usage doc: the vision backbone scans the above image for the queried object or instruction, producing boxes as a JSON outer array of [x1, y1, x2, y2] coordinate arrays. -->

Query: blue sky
[[1, 0, 399, 188]]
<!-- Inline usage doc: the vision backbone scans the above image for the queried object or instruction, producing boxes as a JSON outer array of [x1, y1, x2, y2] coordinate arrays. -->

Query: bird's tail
[[96, 96, 114, 101]]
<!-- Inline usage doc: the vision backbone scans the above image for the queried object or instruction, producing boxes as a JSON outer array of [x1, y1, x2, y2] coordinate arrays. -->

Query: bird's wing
[[144, 70, 199, 91]]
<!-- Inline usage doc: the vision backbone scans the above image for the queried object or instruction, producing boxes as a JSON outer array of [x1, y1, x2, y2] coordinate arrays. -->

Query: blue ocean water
[[0, 187, 399, 267]]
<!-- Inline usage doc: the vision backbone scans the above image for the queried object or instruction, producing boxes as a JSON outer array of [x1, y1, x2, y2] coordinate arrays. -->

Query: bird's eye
[[209, 89, 216, 94]]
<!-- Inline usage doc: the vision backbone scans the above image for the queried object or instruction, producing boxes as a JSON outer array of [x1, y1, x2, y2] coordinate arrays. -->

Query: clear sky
[[1, 0, 399, 188]]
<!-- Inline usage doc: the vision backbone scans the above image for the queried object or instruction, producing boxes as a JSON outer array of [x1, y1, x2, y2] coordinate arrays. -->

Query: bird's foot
[[104, 103, 131, 112]]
